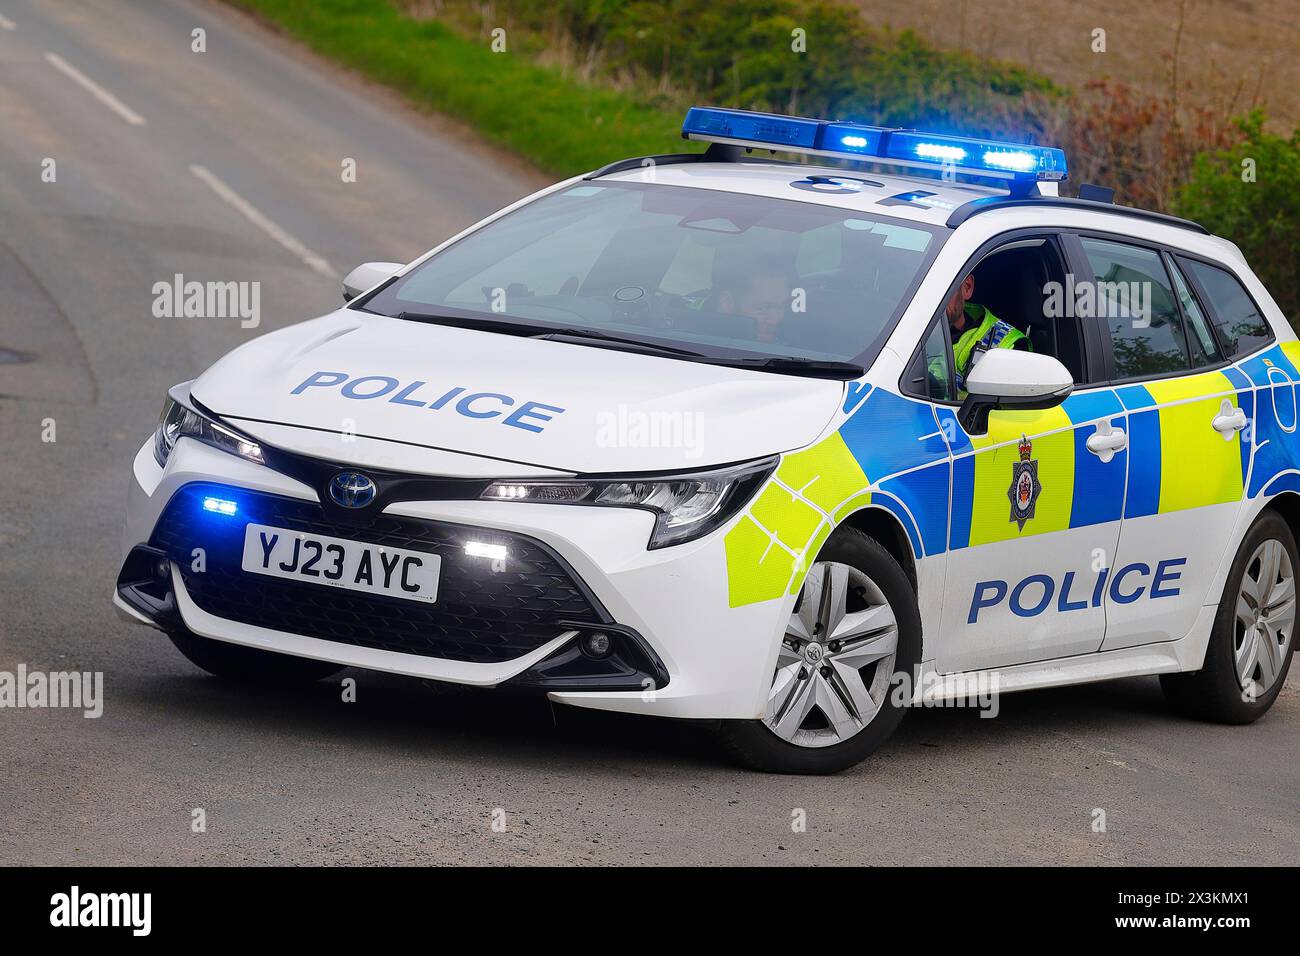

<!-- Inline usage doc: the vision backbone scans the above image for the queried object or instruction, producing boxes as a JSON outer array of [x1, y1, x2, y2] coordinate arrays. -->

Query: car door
[[908, 232, 1128, 673], [935, 390, 1128, 672], [1083, 238, 1251, 651]]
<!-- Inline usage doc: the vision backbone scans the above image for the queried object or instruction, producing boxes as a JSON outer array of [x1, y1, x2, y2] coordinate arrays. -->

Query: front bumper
[[116, 436, 791, 719]]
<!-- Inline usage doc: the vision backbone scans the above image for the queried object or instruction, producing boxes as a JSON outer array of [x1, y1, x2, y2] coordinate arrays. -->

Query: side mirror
[[342, 262, 403, 302], [958, 349, 1074, 435]]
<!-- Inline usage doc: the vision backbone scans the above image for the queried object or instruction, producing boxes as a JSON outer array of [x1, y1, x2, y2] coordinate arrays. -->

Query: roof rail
[[947, 195, 1209, 234], [584, 142, 742, 180]]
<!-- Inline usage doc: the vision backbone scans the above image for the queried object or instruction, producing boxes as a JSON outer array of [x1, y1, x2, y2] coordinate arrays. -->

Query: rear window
[[1177, 257, 1272, 358], [363, 181, 944, 364], [1081, 237, 1189, 379]]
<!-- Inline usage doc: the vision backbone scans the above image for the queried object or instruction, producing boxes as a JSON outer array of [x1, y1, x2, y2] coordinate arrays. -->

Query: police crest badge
[[1007, 434, 1042, 530]]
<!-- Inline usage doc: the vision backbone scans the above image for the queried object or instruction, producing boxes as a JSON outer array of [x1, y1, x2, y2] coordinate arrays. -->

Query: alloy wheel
[[763, 560, 900, 748], [1234, 538, 1296, 699]]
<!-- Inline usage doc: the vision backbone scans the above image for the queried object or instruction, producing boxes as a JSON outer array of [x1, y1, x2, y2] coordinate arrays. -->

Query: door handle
[[1212, 399, 1248, 438], [1086, 419, 1128, 462]]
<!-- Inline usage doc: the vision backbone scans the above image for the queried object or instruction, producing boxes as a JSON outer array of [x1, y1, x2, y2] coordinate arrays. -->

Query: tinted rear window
[[1178, 257, 1272, 358]]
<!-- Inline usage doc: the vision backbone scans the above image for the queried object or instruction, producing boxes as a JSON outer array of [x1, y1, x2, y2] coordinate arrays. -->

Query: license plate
[[240, 523, 441, 604]]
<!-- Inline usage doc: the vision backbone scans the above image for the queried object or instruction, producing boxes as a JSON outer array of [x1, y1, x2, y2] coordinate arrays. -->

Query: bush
[[417, 0, 1062, 140], [1175, 112, 1300, 327]]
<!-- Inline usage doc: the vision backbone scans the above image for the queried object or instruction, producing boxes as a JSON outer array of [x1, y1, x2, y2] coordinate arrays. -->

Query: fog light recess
[[580, 631, 613, 659]]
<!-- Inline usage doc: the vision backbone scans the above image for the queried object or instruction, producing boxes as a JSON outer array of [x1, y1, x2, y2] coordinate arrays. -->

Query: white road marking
[[0, 13, 16, 30], [189, 164, 337, 278], [45, 52, 145, 126]]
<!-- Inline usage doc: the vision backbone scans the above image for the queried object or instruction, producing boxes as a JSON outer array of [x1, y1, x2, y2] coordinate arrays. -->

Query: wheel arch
[[1263, 490, 1300, 547], [835, 505, 918, 592], [1197, 490, 1300, 667]]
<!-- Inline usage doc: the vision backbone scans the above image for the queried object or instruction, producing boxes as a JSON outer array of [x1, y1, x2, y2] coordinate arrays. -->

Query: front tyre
[[1161, 509, 1297, 723], [717, 527, 921, 774], [167, 625, 345, 684]]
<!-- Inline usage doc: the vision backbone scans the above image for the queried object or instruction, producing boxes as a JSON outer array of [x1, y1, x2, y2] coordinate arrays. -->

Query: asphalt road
[[0, 0, 1296, 867]]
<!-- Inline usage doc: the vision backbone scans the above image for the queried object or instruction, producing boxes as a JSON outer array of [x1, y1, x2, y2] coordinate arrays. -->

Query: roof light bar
[[681, 107, 1067, 183]]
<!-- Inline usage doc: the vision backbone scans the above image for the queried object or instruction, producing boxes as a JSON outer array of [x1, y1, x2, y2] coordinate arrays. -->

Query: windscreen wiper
[[394, 312, 859, 377], [530, 327, 705, 357], [714, 356, 866, 379], [394, 313, 701, 357], [394, 311, 539, 336]]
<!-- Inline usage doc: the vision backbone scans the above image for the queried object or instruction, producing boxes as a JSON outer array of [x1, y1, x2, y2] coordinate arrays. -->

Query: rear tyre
[[717, 526, 921, 774], [1160, 509, 1296, 723], [167, 626, 345, 684]]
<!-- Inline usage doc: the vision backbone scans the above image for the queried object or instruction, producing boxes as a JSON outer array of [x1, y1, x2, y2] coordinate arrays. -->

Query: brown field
[[848, 0, 1300, 131]]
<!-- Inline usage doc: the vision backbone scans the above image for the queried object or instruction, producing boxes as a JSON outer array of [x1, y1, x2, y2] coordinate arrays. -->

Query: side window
[[965, 235, 1083, 382], [922, 320, 955, 402], [904, 319, 955, 403], [1167, 256, 1222, 367], [1178, 257, 1273, 358], [906, 233, 1086, 401], [1081, 238, 1189, 379]]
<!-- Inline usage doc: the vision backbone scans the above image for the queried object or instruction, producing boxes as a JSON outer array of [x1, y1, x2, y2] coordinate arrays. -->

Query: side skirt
[[913, 604, 1216, 703]]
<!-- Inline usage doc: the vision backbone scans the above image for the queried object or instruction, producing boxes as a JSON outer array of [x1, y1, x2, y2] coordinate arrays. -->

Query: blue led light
[[914, 143, 967, 162], [982, 149, 1036, 171], [882, 130, 1065, 180], [820, 123, 883, 154], [680, 107, 1068, 183], [202, 496, 238, 516]]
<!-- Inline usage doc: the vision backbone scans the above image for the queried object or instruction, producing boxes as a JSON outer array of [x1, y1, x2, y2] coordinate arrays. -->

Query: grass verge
[[226, 0, 682, 176]]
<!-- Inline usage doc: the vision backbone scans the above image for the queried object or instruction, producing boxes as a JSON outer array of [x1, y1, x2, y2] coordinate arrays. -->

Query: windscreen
[[363, 180, 944, 364]]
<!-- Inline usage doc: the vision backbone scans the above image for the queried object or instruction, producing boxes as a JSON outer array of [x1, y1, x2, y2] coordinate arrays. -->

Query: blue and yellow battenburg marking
[[725, 341, 1300, 608], [1118, 370, 1243, 517], [724, 385, 950, 606], [1241, 341, 1300, 498]]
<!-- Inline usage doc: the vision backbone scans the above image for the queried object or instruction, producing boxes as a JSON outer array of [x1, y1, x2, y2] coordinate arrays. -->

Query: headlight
[[154, 390, 264, 468], [482, 457, 777, 549]]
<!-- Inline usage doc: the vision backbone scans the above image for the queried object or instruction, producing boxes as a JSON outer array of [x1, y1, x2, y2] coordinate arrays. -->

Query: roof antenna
[[1078, 183, 1116, 204]]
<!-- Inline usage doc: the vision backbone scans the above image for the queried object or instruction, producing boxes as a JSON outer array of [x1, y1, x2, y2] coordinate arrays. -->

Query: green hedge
[[229, 0, 680, 174], [230, 0, 1059, 176]]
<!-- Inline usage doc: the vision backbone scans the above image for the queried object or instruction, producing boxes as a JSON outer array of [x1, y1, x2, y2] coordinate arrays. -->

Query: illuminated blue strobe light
[[680, 107, 1068, 183], [202, 496, 238, 516]]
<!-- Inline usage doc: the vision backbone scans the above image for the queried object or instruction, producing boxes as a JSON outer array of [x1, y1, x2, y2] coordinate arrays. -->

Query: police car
[[115, 107, 1296, 773]]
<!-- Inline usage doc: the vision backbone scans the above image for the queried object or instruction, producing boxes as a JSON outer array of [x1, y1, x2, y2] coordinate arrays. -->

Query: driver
[[714, 259, 791, 345]]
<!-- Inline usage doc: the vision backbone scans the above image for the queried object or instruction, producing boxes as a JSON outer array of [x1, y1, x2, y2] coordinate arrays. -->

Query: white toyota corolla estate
[[116, 107, 1296, 772]]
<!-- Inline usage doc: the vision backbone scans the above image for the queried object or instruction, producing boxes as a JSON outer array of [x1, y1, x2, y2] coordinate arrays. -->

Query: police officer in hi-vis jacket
[[945, 271, 1032, 392]]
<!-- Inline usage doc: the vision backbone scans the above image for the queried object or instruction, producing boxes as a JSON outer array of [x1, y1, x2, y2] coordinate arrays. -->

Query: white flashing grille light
[[464, 541, 508, 561]]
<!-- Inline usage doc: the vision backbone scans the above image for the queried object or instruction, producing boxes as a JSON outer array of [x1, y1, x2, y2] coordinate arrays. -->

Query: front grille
[[149, 483, 604, 664]]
